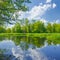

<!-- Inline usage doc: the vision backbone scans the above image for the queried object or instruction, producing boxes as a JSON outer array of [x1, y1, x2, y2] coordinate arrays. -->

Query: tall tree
[[12, 23, 21, 33], [53, 23, 60, 33], [46, 23, 53, 33], [0, 26, 6, 33], [6, 28, 11, 33], [25, 18, 29, 33], [0, 0, 31, 25]]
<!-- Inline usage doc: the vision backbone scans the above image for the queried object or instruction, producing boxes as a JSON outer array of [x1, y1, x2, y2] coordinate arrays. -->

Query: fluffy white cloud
[[46, 0, 52, 3], [14, 0, 57, 22], [40, 19, 48, 23], [49, 19, 60, 24], [52, 3, 56, 8], [27, 4, 51, 19], [17, 3, 52, 20], [55, 20, 60, 23]]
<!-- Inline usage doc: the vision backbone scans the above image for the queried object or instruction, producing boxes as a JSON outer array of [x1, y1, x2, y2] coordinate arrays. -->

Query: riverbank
[[0, 33, 60, 40]]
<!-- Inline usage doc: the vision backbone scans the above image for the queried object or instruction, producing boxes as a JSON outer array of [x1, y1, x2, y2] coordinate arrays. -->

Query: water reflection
[[0, 36, 60, 60], [0, 36, 46, 48]]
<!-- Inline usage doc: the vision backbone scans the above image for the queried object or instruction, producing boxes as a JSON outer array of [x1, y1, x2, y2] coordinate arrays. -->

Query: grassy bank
[[0, 33, 60, 40], [29, 33, 60, 40]]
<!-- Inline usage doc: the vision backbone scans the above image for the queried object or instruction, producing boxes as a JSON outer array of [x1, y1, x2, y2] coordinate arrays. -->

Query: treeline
[[0, 19, 60, 33]]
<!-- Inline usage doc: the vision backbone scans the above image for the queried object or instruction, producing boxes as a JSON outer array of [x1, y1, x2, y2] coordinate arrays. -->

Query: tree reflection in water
[[0, 36, 60, 60]]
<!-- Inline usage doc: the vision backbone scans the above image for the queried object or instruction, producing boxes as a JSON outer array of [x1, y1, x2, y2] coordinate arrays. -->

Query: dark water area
[[0, 36, 60, 60]]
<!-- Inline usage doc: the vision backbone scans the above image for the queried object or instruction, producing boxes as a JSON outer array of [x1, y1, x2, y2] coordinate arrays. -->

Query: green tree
[[12, 23, 21, 33], [30, 21, 46, 33], [0, 26, 6, 33], [6, 28, 11, 33], [46, 23, 53, 33], [0, 0, 31, 24], [25, 18, 29, 33]]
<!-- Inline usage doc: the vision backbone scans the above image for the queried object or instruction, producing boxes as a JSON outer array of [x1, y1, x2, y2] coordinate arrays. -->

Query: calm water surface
[[0, 36, 60, 60]]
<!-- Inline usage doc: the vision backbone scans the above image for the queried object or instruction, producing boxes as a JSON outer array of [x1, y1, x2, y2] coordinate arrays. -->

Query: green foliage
[[0, 33, 60, 43], [0, 26, 6, 33], [0, 19, 60, 33], [46, 23, 53, 33], [0, 0, 31, 24], [6, 28, 11, 33], [52, 23, 60, 33], [12, 23, 21, 33]]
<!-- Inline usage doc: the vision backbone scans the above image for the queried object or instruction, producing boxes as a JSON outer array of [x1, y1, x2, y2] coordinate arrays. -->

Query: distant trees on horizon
[[0, 19, 60, 33]]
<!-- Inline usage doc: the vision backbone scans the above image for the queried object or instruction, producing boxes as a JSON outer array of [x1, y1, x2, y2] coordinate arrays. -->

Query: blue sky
[[15, 0, 60, 23]]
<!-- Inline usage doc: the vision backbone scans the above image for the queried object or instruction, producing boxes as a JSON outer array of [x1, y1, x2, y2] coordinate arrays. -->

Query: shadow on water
[[0, 36, 60, 60]]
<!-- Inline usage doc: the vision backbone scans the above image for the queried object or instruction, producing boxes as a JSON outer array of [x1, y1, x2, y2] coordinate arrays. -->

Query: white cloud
[[55, 20, 60, 23], [17, 3, 51, 20], [14, 1, 57, 22], [39, 3, 43, 5], [49, 19, 60, 24], [40, 19, 48, 23], [52, 3, 56, 8], [46, 0, 52, 3], [27, 4, 51, 19]]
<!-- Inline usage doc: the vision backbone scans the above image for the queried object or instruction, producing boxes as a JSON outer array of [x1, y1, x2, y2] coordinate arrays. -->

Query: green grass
[[0, 33, 60, 40], [0, 33, 28, 36]]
